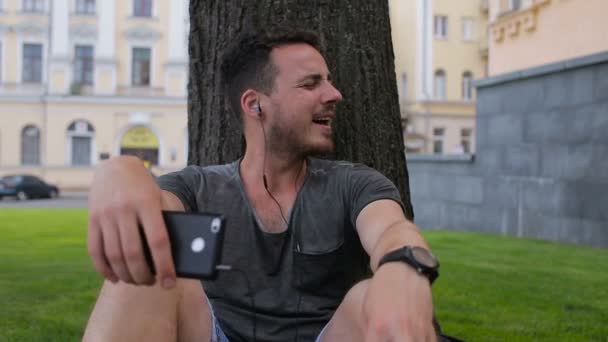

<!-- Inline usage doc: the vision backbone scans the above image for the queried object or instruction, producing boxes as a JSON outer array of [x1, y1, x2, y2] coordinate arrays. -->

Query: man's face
[[262, 43, 343, 156]]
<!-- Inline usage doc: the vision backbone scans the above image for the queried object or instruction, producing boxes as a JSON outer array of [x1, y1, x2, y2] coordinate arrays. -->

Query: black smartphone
[[140, 210, 226, 280]]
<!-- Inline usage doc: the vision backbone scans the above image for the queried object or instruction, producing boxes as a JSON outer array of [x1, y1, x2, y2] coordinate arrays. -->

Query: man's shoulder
[[179, 160, 238, 178], [308, 158, 377, 177]]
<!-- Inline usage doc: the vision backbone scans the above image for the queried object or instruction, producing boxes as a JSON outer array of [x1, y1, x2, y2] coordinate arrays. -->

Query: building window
[[22, 43, 43, 83], [434, 69, 446, 100], [21, 125, 40, 165], [133, 0, 152, 17], [74, 45, 94, 85], [67, 120, 95, 166], [434, 15, 448, 38], [462, 17, 474, 41], [132, 47, 151, 86], [432, 127, 445, 154], [22, 0, 44, 12], [462, 71, 473, 100], [75, 0, 95, 14], [509, 0, 521, 11], [461, 128, 473, 154]]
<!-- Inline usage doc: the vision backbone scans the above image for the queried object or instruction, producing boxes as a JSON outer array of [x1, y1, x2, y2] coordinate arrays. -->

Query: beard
[[266, 118, 334, 158]]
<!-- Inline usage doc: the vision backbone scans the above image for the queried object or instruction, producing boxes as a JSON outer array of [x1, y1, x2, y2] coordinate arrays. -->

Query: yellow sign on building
[[120, 126, 159, 149]]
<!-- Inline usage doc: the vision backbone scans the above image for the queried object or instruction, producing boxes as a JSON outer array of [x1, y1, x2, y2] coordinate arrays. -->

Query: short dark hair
[[221, 26, 323, 118]]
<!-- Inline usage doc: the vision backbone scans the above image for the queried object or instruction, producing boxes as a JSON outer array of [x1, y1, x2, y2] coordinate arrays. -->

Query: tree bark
[[188, 0, 413, 220]]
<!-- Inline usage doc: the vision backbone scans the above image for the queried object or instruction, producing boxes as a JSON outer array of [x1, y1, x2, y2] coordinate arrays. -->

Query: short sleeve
[[346, 164, 405, 226], [156, 166, 203, 212]]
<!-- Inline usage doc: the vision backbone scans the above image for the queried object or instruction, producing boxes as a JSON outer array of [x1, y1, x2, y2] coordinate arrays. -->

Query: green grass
[[0, 209, 100, 342], [430, 232, 608, 341], [1, 209, 607, 341]]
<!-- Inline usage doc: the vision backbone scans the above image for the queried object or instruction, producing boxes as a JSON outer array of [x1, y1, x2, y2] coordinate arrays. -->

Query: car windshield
[[1, 175, 23, 185]]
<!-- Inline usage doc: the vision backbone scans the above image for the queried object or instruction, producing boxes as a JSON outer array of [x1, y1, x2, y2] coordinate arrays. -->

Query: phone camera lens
[[211, 218, 221, 233]]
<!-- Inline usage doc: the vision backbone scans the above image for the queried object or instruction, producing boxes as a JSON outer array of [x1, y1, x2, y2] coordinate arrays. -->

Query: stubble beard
[[267, 120, 334, 159]]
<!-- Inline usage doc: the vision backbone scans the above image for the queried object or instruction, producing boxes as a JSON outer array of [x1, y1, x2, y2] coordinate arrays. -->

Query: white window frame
[[129, 0, 156, 18], [462, 17, 474, 41], [462, 71, 473, 101], [21, 0, 47, 13], [509, 0, 522, 11], [70, 35, 97, 86], [21, 124, 41, 165], [434, 69, 446, 100], [0, 40, 3, 84], [432, 127, 445, 154], [460, 128, 473, 154], [20, 41, 46, 84], [66, 120, 96, 166], [73, 44, 95, 85], [129, 45, 154, 87], [73, 0, 96, 15], [434, 15, 448, 39]]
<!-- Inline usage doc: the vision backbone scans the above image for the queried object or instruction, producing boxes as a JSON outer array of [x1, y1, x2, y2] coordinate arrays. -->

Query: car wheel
[[49, 189, 58, 198], [16, 191, 29, 201]]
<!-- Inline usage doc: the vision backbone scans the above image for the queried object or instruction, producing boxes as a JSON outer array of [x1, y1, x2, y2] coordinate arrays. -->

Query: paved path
[[0, 192, 88, 209]]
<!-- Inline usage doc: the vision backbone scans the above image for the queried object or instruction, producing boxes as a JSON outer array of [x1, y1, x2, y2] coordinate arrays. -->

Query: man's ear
[[241, 89, 262, 119]]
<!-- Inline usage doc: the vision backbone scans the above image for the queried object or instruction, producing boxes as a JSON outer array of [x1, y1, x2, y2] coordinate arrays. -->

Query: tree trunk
[[188, 0, 413, 220]]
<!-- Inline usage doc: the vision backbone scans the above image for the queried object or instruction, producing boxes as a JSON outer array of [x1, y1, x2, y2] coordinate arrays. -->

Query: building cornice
[[70, 23, 97, 39], [475, 50, 608, 88], [124, 25, 162, 42], [491, 0, 550, 43], [0, 94, 186, 105]]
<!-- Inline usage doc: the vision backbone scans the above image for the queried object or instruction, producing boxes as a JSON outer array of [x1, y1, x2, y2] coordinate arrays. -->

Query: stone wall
[[407, 52, 608, 248]]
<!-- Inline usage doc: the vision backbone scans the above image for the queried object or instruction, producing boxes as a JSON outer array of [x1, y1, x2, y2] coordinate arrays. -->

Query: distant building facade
[[0, 0, 188, 190], [390, 0, 488, 155], [488, 0, 608, 75]]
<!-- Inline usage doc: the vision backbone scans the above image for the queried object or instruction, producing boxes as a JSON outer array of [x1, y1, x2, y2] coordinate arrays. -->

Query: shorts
[[208, 300, 328, 342]]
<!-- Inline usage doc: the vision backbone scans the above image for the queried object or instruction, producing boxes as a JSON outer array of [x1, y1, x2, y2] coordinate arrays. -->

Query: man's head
[[221, 27, 322, 117], [221, 27, 343, 155]]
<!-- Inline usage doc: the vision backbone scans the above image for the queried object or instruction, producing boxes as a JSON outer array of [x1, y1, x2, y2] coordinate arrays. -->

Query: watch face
[[411, 246, 438, 268]]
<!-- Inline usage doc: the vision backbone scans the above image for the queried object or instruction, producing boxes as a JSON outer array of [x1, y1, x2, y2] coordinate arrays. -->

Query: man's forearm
[[369, 220, 430, 272]]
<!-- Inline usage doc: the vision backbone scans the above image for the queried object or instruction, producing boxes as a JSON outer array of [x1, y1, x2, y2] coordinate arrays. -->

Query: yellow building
[[488, 0, 608, 76], [390, 0, 488, 154], [0, 0, 188, 190]]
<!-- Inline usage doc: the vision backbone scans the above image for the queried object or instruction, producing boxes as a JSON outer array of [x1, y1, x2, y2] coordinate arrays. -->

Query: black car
[[0, 175, 60, 200]]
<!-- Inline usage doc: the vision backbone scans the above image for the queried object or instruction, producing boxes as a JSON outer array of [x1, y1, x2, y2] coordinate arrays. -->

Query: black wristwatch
[[378, 246, 440, 284]]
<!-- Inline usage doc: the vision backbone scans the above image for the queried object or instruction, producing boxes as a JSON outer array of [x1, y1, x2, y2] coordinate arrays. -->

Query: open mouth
[[312, 118, 332, 127]]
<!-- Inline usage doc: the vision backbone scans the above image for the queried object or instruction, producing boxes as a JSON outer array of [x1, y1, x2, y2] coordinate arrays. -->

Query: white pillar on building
[[95, 0, 117, 95], [416, 0, 433, 101], [165, 0, 188, 97], [48, 0, 70, 94]]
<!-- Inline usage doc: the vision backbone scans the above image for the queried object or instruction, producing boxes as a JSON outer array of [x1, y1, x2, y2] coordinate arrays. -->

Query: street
[[0, 192, 88, 209]]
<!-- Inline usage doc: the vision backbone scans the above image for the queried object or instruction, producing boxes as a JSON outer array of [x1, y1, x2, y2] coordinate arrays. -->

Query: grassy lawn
[[1, 209, 607, 341]]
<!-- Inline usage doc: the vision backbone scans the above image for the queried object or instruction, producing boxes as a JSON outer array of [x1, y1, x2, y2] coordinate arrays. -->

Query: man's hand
[[87, 156, 177, 289], [362, 263, 436, 341]]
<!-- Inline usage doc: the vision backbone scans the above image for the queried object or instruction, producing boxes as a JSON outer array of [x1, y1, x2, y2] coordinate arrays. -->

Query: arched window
[[434, 69, 446, 100], [462, 71, 474, 100], [67, 120, 95, 166], [21, 125, 40, 165]]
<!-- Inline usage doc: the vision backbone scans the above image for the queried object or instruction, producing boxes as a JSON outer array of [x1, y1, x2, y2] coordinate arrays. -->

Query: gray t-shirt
[[157, 157, 404, 342]]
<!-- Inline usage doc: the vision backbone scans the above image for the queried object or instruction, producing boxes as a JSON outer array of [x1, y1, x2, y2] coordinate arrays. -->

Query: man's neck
[[240, 150, 307, 194]]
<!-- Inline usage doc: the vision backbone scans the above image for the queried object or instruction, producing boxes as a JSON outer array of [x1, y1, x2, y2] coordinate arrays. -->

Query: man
[[84, 27, 438, 342]]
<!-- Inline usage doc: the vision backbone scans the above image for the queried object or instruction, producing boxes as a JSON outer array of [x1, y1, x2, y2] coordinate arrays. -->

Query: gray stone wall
[[408, 52, 608, 248]]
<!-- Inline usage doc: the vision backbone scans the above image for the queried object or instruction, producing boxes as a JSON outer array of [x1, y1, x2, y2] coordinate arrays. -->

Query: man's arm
[[356, 199, 429, 271], [355, 199, 436, 341], [87, 156, 179, 287], [84, 191, 212, 342]]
